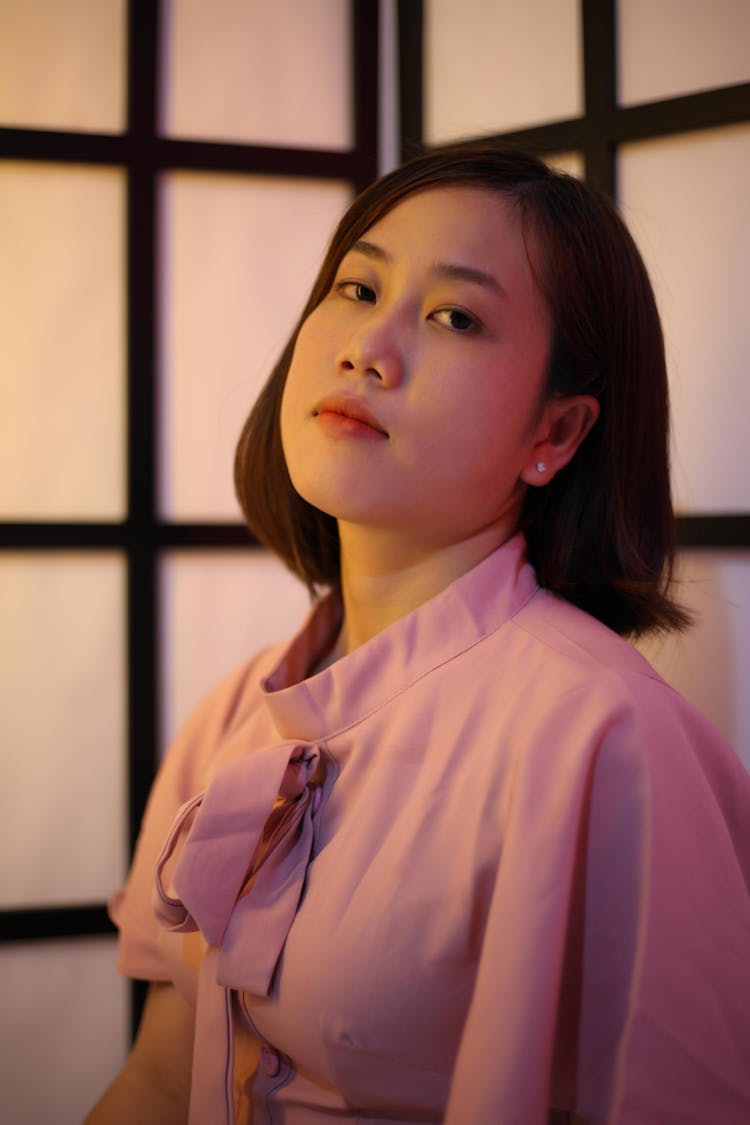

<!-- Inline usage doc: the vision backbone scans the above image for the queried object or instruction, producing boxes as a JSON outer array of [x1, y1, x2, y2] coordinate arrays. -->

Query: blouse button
[[259, 1045, 281, 1077]]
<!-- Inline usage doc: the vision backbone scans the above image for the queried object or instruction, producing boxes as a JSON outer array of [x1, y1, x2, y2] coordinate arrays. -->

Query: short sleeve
[[444, 674, 750, 1125]]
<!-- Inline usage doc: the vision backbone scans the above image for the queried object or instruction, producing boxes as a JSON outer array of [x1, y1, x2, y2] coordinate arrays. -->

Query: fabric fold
[[152, 738, 327, 1125], [154, 738, 324, 990]]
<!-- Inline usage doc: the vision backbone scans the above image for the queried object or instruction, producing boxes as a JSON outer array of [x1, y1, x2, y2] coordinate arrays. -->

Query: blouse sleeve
[[109, 650, 275, 992], [444, 674, 750, 1125]]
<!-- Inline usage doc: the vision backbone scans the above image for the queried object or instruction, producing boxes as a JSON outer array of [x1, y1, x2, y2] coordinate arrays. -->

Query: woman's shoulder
[[501, 586, 729, 753], [158, 637, 290, 800], [511, 585, 669, 690], [506, 586, 747, 786]]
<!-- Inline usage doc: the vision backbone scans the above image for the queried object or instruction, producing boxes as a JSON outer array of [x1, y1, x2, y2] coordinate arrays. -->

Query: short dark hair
[[234, 142, 689, 637]]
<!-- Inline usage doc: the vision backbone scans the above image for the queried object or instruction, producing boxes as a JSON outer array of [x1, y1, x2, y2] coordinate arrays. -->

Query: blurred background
[[1, 1, 748, 1120]]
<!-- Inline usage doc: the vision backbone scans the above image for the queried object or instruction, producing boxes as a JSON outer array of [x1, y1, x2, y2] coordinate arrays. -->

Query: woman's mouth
[[312, 395, 389, 440]]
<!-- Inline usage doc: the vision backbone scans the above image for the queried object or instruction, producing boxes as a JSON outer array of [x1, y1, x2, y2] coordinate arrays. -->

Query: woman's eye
[[337, 281, 377, 304], [432, 308, 478, 333]]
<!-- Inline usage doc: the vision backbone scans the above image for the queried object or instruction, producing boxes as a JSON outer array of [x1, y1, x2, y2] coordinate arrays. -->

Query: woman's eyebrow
[[431, 261, 507, 298], [348, 239, 507, 298], [349, 239, 391, 262]]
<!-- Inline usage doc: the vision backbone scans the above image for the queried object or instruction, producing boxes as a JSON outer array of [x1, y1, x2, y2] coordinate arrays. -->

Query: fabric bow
[[153, 738, 325, 997]]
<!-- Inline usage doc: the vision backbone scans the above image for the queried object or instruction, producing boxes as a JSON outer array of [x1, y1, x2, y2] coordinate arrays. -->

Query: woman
[[88, 144, 750, 1124]]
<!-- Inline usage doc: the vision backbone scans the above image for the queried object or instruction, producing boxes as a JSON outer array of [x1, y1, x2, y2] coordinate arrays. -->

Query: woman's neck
[[330, 520, 516, 659]]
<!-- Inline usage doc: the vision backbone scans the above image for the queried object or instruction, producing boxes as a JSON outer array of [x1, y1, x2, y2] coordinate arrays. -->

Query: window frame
[[398, 0, 750, 552], [0, 0, 381, 1037]]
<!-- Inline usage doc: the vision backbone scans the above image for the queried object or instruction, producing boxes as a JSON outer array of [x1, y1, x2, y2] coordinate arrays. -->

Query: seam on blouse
[[223, 987, 236, 1125], [315, 583, 541, 744], [262, 1066, 294, 1123], [510, 608, 672, 690]]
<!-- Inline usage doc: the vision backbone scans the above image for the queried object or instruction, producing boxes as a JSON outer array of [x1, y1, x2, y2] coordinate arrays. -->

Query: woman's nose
[[335, 317, 404, 387]]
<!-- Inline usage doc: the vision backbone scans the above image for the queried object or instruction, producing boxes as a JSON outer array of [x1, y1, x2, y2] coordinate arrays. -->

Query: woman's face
[[280, 185, 554, 554]]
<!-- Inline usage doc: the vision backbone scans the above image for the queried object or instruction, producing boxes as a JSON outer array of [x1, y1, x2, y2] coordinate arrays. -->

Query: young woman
[[88, 144, 750, 1125]]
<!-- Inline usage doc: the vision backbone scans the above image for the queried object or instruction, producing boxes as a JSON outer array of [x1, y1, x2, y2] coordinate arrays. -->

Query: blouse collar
[[261, 533, 538, 743]]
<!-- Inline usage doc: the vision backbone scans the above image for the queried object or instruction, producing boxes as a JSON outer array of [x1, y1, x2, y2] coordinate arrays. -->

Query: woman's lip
[[312, 395, 389, 438]]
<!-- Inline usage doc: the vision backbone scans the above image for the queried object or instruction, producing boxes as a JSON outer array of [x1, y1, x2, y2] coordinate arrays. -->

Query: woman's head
[[278, 183, 600, 569], [235, 142, 687, 636]]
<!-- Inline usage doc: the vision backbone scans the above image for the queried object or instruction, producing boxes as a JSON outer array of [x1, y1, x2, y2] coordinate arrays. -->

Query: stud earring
[[536, 461, 547, 474]]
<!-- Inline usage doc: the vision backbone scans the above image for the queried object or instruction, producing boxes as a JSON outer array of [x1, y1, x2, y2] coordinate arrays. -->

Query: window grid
[[398, 0, 750, 552], [3, 0, 748, 1038], [0, 0, 380, 1035]]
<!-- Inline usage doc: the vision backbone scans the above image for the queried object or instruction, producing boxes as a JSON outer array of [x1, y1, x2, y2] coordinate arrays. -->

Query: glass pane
[[425, 0, 582, 143], [544, 151, 584, 178], [636, 550, 750, 767], [618, 125, 750, 514], [158, 173, 351, 520], [159, 549, 311, 748], [0, 938, 128, 1125], [0, 163, 126, 520], [161, 0, 352, 149], [0, 553, 127, 907], [0, 0, 126, 132], [617, 0, 750, 107]]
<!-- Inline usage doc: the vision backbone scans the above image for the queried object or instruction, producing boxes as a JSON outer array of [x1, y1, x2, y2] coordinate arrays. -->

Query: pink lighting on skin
[[312, 393, 390, 440]]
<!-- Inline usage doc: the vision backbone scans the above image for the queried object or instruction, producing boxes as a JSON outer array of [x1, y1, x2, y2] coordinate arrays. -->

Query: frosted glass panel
[[160, 549, 311, 747], [618, 0, 750, 107], [0, 163, 126, 519], [158, 173, 351, 520], [1, 553, 127, 907], [0, 0, 126, 132], [425, 0, 582, 143], [161, 0, 352, 149], [0, 938, 128, 1125], [545, 151, 584, 178], [637, 551, 750, 767], [618, 126, 750, 513]]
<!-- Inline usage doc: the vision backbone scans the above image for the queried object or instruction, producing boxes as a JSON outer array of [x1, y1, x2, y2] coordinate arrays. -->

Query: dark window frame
[[0, 0, 380, 1037], [3, 0, 749, 1042], [397, 0, 750, 550]]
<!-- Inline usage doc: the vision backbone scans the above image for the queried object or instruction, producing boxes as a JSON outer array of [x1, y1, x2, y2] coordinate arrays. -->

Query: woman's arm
[[84, 982, 195, 1124]]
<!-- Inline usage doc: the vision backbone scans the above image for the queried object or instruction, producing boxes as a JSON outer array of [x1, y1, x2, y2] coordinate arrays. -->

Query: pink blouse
[[111, 534, 750, 1124]]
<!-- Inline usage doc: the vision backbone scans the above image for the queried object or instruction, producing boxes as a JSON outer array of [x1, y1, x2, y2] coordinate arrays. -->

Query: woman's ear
[[520, 395, 600, 486]]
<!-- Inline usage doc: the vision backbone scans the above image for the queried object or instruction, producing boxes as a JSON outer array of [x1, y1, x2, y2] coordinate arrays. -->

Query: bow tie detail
[[153, 739, 326, 997]]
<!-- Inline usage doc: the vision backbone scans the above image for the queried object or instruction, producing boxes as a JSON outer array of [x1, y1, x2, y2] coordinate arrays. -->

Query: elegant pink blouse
[[111, 534, 750, 1124]]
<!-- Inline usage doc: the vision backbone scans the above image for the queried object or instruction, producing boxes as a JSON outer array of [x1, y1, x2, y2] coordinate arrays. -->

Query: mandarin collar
[[261, 533, 538, 743]]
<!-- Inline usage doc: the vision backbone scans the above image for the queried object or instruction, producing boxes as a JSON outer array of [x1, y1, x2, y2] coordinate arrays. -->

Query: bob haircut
[[234, 141, 688, 637]]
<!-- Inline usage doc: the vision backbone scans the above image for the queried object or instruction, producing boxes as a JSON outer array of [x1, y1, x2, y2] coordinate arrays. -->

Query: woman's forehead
[[363, 183, 517, 234], [345, 184, 543, 299]]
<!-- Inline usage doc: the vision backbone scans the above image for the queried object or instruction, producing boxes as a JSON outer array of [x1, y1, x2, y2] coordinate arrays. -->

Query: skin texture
[[84, 983, 194, 1124], [281, 186, 598, 656]]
